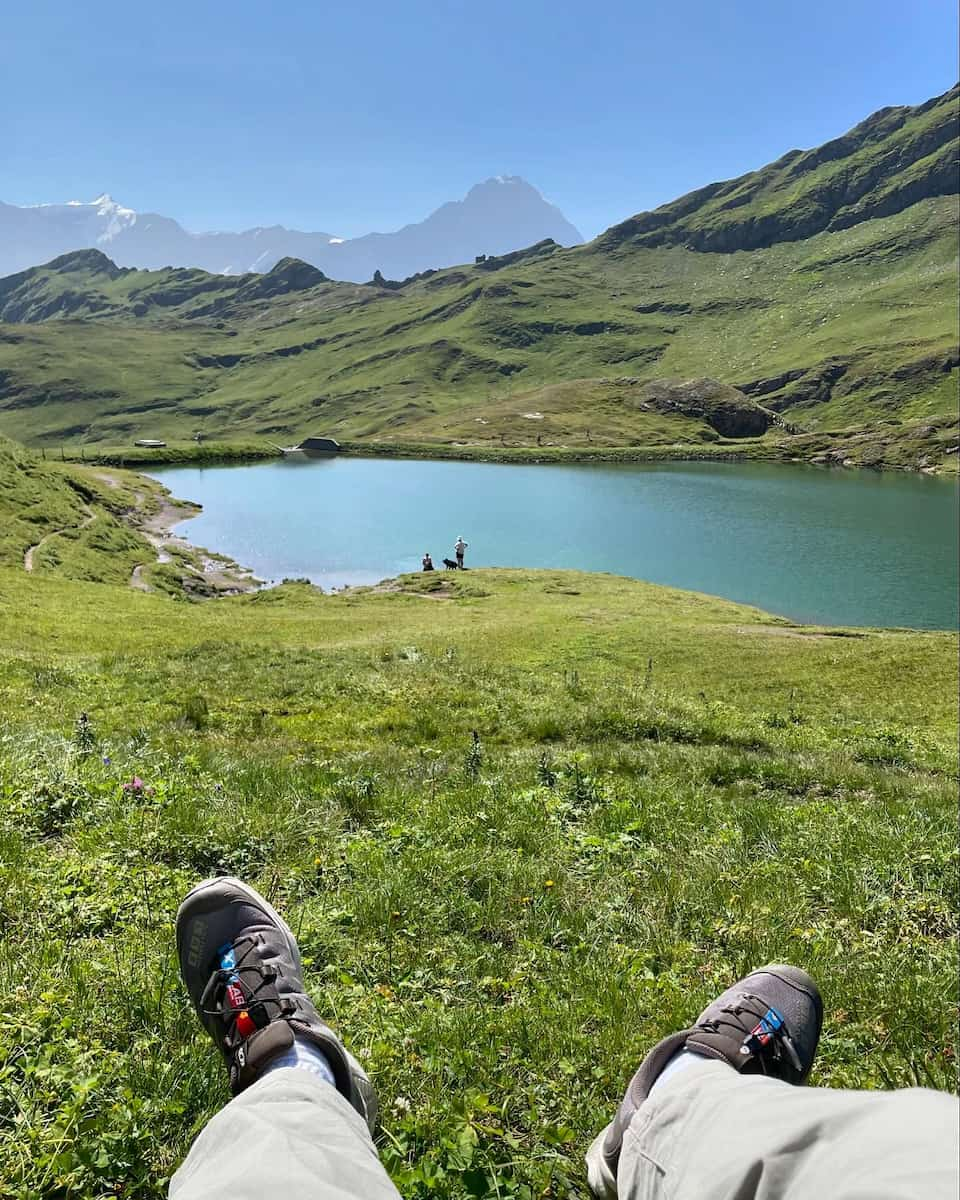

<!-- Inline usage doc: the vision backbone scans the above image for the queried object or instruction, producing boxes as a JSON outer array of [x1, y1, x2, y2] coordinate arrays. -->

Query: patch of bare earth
[[367, 579, 457, 600]]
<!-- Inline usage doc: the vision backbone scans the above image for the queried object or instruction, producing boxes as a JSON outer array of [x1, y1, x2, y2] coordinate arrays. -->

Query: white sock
[[262, 1037, 337, 1086], [650, 1048, 713, 1093]]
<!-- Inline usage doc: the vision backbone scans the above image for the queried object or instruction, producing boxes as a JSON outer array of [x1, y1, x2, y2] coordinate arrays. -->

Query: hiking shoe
[[176, 876, 377, 1130], [586, 964, 822, 1199]]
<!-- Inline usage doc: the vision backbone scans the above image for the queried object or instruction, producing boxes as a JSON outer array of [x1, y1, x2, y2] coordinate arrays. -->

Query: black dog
[[442, 557, 459, 570]]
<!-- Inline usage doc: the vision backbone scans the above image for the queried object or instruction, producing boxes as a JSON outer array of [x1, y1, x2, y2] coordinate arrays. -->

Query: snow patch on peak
[[91, 193, 137, 242], [328, 236, 344, 244]]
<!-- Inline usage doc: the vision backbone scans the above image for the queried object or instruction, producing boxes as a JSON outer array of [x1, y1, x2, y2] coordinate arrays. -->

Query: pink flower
[[123, 776, 145, 793]]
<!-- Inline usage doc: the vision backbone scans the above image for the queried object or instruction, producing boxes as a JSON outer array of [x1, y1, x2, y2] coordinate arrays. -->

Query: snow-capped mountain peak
[[87, 194, 137, 241], [0, 179, 583, 280]]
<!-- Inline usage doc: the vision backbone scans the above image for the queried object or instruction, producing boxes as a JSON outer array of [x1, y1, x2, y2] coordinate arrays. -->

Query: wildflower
[[392, 1096, 412, 1114], [102, 755, 111, 765], [314, 856, 322, 866], [123, 776, 145, 793], [520, 896, 532, 905], [544, 879, 555, 889]]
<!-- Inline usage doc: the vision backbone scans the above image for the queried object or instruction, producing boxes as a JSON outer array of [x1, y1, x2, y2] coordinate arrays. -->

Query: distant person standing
[[422, 553, 434, 572], [454, 536, 468, 569]]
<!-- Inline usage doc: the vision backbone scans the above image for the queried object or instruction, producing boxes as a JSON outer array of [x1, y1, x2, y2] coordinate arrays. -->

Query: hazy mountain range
[[0, 176, 583, 282]]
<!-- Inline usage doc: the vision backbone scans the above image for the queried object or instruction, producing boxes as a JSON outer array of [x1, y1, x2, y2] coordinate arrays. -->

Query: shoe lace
[[198, 934, 289, 1047], [696, 992, 803, 1075]]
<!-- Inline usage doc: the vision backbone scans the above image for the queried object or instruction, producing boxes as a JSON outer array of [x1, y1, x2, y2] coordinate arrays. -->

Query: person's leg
[[588, 964, 959, 1200], [615, 1059, 958, 1200], [171, 877, 399, 1200], [170, 1068, 399, 1200]]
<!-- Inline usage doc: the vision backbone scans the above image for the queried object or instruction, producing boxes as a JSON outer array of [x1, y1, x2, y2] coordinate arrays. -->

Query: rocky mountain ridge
[[596, 84, 958, 253]]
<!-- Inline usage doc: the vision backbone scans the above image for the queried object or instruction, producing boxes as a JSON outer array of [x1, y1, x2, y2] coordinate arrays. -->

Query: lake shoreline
[[125, 481, 263, 597], [147, 455, 959, 629], [59, 434, 960, 476], [50, 424, 960, 475]]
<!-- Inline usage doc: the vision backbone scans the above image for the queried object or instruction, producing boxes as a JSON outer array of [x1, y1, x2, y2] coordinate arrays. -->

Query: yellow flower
[[544, 879, 555, 889]]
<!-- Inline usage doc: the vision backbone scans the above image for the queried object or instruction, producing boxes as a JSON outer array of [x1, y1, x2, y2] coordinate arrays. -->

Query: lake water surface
[[149, 457, 959, 629]]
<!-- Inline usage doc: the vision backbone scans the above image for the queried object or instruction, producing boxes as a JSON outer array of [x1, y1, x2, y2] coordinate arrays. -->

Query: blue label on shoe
[[218, 943, 237, 971], [741, 1006, 786, 1055]]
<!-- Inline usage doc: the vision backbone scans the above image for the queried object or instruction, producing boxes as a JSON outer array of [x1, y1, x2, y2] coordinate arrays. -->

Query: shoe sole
[[175, 876, 303, 974]]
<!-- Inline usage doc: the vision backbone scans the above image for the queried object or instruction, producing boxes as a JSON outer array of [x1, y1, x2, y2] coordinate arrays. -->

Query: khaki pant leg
[[169, 1069, 401, 1200], [616, 1059, 959, 1200]]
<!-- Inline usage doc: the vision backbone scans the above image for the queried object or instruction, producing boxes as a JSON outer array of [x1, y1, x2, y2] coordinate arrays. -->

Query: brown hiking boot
[[586, 964, 823, 1198], [176, 876, 378, 1131]]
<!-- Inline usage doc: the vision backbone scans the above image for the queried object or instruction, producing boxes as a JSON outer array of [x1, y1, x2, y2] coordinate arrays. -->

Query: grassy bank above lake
[[1, 566, 956, 1197], [0, 437, 256, 599], [57, 415, 960, 476]]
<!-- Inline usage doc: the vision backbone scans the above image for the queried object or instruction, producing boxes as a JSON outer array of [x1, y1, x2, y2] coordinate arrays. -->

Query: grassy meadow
[[1, 563, 957, 1197]]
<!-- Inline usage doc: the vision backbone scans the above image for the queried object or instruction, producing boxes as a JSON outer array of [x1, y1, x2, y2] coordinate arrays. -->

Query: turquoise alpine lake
[[149, 457, 959, 629]]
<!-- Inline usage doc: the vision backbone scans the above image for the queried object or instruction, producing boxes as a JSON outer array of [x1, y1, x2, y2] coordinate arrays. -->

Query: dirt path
[[24, 509, 96, 572], [127, 495, 189, 591], [129, 546, 172, 591], [130, 564, 150, 591]]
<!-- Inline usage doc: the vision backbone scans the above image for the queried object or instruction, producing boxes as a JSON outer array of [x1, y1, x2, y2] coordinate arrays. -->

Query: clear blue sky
[[4, 0, 957, 240]]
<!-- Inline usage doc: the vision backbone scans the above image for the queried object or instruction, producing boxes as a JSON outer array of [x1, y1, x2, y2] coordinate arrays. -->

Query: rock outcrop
[[639, 378, 775, 437]]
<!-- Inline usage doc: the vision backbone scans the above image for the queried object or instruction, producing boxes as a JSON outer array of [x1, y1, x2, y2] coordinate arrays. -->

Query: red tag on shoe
[[226, 982, 246, 1010]]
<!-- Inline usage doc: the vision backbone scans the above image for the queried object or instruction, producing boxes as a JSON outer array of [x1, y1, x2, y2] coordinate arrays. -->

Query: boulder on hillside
[[639, 378, 774, 437]]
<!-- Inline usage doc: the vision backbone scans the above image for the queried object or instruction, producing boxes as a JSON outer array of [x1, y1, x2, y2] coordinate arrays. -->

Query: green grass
[[0, 435, 163, 579], [1, 564, 956, 1197]]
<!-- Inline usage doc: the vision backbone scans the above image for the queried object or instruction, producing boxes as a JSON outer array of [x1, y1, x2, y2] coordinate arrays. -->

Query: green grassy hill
[[1, 562, 957, 1197], [0, 87, 957, 469], [0, 436, 255, 596], [593, 86, 959, 252], [0, 435, 159, 583]]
